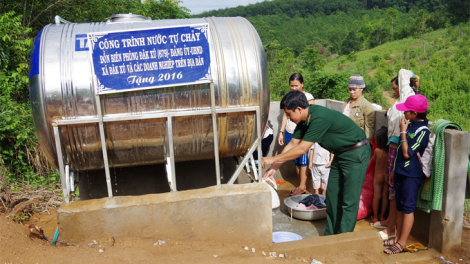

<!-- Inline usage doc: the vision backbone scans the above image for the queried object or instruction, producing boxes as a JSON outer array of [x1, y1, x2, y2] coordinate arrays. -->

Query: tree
[[369, 27, 388, 48], [0, 0, 191, 36], [340, 30, 362, 55], [299, 46, 325, 72], [386, 7, 398, 41], [416, 9, 431, 53], [446, 0, 470, 24]]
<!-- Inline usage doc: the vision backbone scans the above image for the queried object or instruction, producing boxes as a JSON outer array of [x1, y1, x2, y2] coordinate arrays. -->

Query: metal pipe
[[95, 94, 113, 198], [227, 138, 260, 184]]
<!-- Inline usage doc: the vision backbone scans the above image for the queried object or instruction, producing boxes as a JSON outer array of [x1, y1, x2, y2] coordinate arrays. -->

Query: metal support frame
[[210, 82, 221, 187], [52, 125, 69, 203], [51, 82, 263, 201], [166, 117, 177, 191], [95, 94, 114, 198], [227, 138, 261, 184], [256, 108, 262, 182]]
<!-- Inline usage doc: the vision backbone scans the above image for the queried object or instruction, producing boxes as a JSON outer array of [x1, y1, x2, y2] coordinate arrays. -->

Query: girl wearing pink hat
[[384, 94, 430, 254]]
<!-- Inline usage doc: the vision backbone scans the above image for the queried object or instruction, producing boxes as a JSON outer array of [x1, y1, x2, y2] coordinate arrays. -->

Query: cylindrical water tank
[[29, 14, 270, 171]]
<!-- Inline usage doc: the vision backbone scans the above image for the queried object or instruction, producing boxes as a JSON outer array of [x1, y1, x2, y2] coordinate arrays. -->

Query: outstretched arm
[[263, 139, 313, 169], [278, 112, 288, 145]]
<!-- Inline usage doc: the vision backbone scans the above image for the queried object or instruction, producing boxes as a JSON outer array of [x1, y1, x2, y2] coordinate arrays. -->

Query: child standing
[[308, 143, 334, 195], [371, 126, 389, 224], [384, 94, 430, 254]]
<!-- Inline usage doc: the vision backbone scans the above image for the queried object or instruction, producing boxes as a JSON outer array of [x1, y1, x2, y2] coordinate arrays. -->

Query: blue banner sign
[[87, 24, 211, 94]]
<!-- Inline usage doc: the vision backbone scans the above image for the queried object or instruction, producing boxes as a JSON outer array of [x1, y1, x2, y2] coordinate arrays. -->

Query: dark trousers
[[253, 134, 274, 160], [324, 143, 371, 235]]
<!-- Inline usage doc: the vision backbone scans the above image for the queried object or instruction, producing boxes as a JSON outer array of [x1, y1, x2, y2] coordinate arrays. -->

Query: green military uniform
[[293, 105, 371, 235]]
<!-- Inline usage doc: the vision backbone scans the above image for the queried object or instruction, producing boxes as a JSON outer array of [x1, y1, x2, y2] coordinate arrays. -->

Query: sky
[[180, 0, 263, 15]]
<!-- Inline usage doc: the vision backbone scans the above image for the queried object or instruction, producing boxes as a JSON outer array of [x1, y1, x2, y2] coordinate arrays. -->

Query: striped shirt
[[394, 120, 430, 178]]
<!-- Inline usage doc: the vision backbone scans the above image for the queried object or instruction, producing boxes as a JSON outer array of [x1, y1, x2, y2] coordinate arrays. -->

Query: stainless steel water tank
[[29, 15, 270, 171]]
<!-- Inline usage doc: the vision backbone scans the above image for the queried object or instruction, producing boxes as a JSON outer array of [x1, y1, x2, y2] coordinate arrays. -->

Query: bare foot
[[290, 187, 306, 196], [380, 218, 389, 226], [371, 215, 378, 223]]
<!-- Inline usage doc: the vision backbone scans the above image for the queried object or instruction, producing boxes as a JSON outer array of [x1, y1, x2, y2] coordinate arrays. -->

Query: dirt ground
[[1, 209, 470, 263], [0, 209, 364, 264]]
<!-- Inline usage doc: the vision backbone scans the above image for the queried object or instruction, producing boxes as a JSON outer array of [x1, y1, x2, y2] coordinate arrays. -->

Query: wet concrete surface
[[270, 175, 440, 263], [271, 179, 326, 239]]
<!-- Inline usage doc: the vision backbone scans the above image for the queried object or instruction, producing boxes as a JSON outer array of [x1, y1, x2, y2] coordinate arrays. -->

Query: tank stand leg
[[166, 116, 177, 191], [227, 138, 261, 184], [256, 108, 262, 183], [52, 125, 70, 203], [249, 154, 258, 181]]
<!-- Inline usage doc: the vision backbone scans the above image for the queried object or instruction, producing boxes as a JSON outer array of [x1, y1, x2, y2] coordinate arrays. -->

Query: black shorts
[[394, 172, 424, 214]]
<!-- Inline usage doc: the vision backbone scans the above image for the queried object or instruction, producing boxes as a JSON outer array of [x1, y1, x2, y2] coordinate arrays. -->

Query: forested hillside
[[195, 0, 470, 132]]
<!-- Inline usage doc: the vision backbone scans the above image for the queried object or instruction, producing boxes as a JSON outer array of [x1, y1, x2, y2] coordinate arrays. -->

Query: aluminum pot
[[284, 194, 327, 221], [29, 14, 270, 171]]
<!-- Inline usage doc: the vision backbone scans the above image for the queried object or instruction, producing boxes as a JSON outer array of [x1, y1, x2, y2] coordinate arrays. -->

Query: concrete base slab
[[58, 184, 272, 247], [383, 248, 440, 263], [272, 230, 383, 263]]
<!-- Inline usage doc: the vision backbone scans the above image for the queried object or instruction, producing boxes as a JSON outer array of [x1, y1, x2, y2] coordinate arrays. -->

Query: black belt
[[348, 139, 369, 151]]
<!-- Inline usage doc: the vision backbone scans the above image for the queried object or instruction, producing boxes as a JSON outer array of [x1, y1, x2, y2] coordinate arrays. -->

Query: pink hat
[[396, 94, 429, 113]]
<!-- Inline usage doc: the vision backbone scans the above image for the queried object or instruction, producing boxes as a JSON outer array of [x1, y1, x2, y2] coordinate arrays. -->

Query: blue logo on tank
[[75, 34, 89, 51]]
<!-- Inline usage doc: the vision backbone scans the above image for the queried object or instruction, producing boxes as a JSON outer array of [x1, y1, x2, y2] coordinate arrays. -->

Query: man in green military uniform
[[262, 90, 371, 235]]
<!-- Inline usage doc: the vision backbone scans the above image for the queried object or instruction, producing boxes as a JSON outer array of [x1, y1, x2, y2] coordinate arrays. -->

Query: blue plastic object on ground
[[51, 227, 59, 245], [272, 231, 302, 243]]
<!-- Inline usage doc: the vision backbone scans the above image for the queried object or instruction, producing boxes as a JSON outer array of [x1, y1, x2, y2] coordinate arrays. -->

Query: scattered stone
[[244, 246, 249, 250], [108, 234, 115, 247], [93, 240, 98, 245], [213, 255, 218, 258], [269, 252, 277, 258], [87, 243, 94, 248], [262, 251, 266, 256], [154, 240, 166, 246], [99, 249, 104, 253], [279, 254, 284, 258], [252, 248, 255, 253]]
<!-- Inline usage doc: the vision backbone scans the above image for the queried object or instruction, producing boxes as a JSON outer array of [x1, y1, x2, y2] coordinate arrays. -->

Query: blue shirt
[[394, 120, 430, 178]]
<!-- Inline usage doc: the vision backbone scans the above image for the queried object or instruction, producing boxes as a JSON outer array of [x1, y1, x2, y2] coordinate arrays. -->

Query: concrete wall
[[59, 183, 273, 246]]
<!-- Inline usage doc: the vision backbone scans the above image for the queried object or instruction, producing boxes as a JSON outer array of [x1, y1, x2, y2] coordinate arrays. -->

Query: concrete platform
[[270, 176, 440, 263], [58, 183, 272, 247]]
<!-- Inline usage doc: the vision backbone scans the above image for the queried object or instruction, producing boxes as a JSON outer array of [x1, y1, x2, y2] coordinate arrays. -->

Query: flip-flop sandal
[[370, 216, 378, 224], [383, 237, 397, 246], [406, 243, 428, 252], [384, 242, 404, 255], [373, 222, 387, 229], [414, 243, 428, 250], [379, 231, 396, 241], [405, 244, 418, 252]]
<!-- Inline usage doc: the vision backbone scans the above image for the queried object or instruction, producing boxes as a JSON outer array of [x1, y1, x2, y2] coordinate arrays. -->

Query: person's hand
[[278, 133, 284, 146], [261, 157, 274, 169], [399, 117, 409, 132], [308, 161, 313, 170], [388, 171, 395, 188], [263, 167, 276, 181], [325, 161, 332, 168]]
